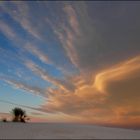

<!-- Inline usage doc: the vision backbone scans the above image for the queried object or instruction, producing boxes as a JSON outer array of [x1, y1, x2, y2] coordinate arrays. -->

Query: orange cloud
[[94, 55, 140, 93], [38, 55, 140, 127]]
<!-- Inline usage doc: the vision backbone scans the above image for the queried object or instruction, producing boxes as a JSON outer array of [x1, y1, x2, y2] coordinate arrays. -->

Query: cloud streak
[[0, 20, 16, 40], [0, 76, 46, 98], [37, 55, 140, 126], [24, 43, 51, 64], [25, 60, 75, 92], [0, 1, 43, 41]]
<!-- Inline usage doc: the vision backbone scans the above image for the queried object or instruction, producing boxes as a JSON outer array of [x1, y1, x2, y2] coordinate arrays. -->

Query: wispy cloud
[[64, 5, 81, 36], [49, 7, 80, 69], [0, 77, 46, 97], [37, 55, 140, 125], [25, 60, 75, 92], [0, 1, 43, 41], [0, 20, 16, 40], [48, 2, 101, 76], [24, 43, 51, 64], [0, 1, 98, 74]]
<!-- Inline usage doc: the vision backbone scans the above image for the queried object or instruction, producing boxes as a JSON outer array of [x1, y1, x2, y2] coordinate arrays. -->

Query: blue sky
[[0, 1, 140, 127]]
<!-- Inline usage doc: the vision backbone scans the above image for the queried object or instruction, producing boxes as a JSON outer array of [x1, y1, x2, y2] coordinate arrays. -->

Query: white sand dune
[[0, 123, 140, 139]]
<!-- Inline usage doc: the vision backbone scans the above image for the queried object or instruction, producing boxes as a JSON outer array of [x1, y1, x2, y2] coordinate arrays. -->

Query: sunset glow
[[0, 1, 140, 129]]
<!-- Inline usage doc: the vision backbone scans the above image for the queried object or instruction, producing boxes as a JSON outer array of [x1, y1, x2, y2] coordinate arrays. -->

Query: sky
[[0, 1, 140, 129]]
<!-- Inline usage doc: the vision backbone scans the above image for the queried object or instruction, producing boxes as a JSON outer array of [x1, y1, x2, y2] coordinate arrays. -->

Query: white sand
[[0, 122, 140, 139]]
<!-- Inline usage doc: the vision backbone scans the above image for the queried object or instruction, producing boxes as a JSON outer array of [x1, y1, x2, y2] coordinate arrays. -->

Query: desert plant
[[11, 107, 27, 123]]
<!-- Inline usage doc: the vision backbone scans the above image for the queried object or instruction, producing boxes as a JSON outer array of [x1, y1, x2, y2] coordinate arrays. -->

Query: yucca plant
[[11, 107, 27, 123]]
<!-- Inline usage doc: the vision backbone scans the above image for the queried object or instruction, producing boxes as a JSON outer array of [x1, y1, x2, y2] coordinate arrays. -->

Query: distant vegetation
[[1, 107, 30, 123], [12, 107, 29, 123]]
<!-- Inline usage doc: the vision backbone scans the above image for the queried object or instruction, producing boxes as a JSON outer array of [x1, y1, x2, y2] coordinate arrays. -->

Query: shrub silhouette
[[12, 107, 27, 123]]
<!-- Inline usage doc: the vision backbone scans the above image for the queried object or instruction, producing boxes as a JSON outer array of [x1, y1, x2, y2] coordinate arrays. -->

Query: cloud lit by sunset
[[0, 1, 140, 129]]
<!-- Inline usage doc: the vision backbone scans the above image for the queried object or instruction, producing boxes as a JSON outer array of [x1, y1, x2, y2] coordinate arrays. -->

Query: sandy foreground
[[0, 123, 140, 139]]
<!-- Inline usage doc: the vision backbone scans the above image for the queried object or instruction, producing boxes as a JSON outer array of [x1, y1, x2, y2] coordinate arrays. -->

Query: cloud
[[25, 60, 76, 92], [0, 1, 100, 75], [0, 2, 77, 75], [1, 1, 140, 75], [0, 20, 16, 40], [38, 55, 140, 126], [51, 9, 79, 69], [24, 43, 51, 64], [0, 77, 46, 97], [94, 55, 140, 93], [45, 3, 92, 71], [0, 1, 43, 41], [48, 2, 101, 77], [1, 1, 140, 127], [31, 112, 43, 116], [64, 5, 80, 36]]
